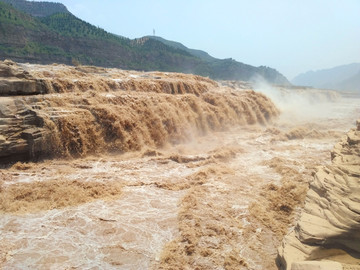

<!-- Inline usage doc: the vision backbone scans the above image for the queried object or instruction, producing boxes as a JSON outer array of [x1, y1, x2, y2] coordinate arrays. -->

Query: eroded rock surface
[[0, 97, 51, 163], [0, 60, 48, 96], [277, 119, 360, 270], [0, 60, 278, 164]]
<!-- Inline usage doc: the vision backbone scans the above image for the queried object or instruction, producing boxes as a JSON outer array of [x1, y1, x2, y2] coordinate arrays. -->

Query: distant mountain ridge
[[0, 0, 290, 85], [1, 0, 68, 17], [292, 63, 360, 92], [339, 70, 360, 91]]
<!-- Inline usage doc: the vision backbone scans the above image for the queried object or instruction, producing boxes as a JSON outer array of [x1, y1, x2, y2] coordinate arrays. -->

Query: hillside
[[149, 36, 216, 62], [149, 36, 289, 84], [292, 63, 360, 91], [1, 0, 68, 17], [334, 70, 360, 92], [0, 0, 290, 84], [0, 1, 200, 71]]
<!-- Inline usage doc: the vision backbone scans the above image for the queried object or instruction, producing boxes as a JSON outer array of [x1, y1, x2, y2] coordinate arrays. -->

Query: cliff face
[[277, 120, 360, 270]]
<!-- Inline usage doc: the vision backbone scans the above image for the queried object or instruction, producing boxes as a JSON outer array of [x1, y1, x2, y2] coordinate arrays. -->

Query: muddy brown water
[[0, 93, 359, 269]]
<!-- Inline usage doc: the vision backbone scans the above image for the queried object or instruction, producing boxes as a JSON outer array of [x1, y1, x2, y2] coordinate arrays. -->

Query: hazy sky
[[43, 0, 360, 80]]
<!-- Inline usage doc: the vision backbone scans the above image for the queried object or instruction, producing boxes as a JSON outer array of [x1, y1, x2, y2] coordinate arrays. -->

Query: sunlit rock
[[277, 119, 360, 270]]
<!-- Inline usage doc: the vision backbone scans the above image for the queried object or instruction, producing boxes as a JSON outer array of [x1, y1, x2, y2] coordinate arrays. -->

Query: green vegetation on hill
[[1, 0, 68, 17], [39, 13, 124, 41], [0, 1, 39, 28], [0, 0, 290, 84], [0, 2, 71, 60], [149, 36, 215, 62], [149, 36, 289, 83]]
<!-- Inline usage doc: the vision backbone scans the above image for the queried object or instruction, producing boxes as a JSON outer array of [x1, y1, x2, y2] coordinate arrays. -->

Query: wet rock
[[277, 121, 360, 269], [0, 60, 48, 96], [0, 98, 49, 163], [0, 60, 31, 79], [0, 78, 36, 96]]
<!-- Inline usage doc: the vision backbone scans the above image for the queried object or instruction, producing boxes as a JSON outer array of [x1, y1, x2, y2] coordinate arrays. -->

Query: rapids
[[0, 62, 359, 269]]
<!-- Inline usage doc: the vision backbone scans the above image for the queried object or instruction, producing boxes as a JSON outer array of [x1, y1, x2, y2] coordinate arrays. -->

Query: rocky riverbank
[[277, 120, 360, 270]]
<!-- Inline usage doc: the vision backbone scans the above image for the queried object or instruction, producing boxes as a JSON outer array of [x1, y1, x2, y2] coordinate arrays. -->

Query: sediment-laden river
[[0, 62, 359, 269]]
